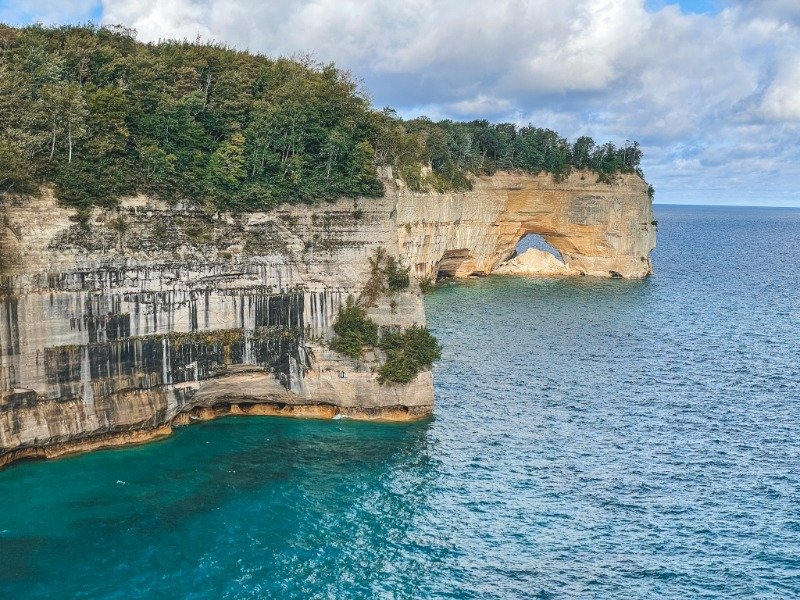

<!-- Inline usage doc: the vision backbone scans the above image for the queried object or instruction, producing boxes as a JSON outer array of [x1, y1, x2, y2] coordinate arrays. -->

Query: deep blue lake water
[[1, 205, 799, 598]]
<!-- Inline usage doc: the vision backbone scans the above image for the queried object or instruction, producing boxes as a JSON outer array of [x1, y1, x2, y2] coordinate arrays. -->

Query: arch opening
[[493, 232, 571, 276], [515, 233, 563, 262]]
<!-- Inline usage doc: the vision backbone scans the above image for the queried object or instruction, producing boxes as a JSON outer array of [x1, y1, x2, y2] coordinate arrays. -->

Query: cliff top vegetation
[[0, 24, 648, 210]]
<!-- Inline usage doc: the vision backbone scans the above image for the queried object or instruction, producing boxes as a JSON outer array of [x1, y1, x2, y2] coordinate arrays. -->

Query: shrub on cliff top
[[378, 325, 441, 385], [330, 296, 378, 359], [328, 297, 441, 383], [418, 277, 436, 294], [384, 256, 410, 291]]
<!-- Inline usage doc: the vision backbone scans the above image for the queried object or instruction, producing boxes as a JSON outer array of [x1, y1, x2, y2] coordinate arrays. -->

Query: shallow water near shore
[[2, 205, 800, 598]]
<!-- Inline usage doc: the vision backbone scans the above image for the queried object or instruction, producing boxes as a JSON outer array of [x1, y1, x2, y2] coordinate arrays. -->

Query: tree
[[378, 325, 441, 384], [572, 136, 595, 170], [0, 24, 647, 211], [61, 82, 88, 164], [0, 139, 35, 193], [349, 140, 383, 196], [206, 131, 247, 194], [330, 297, 378, 359], [86, 86, 129, 155]]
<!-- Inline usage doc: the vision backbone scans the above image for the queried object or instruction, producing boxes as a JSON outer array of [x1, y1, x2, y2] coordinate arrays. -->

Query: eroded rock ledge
[[0, 170, 654, 467]]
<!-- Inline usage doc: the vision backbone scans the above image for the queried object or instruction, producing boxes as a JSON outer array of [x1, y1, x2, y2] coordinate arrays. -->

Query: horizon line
[[654, 201, 800, 209]]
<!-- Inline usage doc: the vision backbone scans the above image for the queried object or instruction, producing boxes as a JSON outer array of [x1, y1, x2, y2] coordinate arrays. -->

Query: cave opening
[[515, 233, 564, 263], [435, 249, 472, 280]]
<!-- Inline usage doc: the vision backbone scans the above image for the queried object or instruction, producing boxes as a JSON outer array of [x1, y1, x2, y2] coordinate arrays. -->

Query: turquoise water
[[2, 205, 800, 598]]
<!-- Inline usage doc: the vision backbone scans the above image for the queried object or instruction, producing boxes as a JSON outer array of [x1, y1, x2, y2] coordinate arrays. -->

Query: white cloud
[[731, 0, 800, 26], [102, 0, 214, 41], [450, 96, 512, 116], [518, 0, 648, 93], [761, 58, 800, 121]]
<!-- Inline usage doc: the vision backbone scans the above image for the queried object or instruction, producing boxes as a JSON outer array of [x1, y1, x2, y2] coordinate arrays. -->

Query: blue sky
[[2, 0, 799, 206], [647, 0, 719, 13]]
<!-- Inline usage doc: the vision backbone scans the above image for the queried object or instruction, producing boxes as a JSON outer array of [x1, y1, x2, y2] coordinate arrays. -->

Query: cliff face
[[0, 189, 431, 466], [395, 171, 656, 279], [0, 170, 654, 466]]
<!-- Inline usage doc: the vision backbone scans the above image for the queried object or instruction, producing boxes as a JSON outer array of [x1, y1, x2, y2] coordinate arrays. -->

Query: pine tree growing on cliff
[[330, 297, 379, 360]]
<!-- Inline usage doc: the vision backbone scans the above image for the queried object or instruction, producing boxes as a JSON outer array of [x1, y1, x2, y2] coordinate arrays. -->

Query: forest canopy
[[0, 24, 649, 210]]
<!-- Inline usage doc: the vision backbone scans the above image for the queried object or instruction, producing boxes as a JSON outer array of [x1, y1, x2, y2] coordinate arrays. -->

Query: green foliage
[[330, 296, 378, 359], [361, 247, 388, 307], [54, 158, 132, 209], [205, 131, 246, 196], [0, 24, 384, 209], [360, 248, 411, 305], [328, 285, 441, 383], [68, 206, 92, 227], [396, 164, 425, 192], [0, 24, 649, 211], [107, 214, 128, 235], [384, 256, 410, 291], [184, 222, 212, 244], [387, 119, 645, 192], [418, 277, 436, 294], [378, 325, 441, 384], [596, 171, 619, 185], [0, 139, 36, 193], [151, 221, 167, 238]]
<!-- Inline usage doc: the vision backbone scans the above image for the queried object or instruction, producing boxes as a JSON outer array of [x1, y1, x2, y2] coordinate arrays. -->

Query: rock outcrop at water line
[[493, 248, 572, 276], [0, 170, 655, 467]]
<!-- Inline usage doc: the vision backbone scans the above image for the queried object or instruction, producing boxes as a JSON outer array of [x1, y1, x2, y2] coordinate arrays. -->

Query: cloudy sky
[[2, 0, 799, 206]]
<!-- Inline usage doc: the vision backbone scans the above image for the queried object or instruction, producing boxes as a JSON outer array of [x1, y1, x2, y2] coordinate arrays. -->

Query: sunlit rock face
[[0, 190, 430, 466], [395, 171, 656, 280], [0, 170, 655, 466]]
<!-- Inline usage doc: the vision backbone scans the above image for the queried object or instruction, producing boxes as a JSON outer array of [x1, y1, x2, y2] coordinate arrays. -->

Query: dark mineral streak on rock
[[0, 191, 434, 467]]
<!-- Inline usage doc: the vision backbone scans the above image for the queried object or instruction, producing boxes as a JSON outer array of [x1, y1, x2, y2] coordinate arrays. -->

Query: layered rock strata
[[395, 170, 656, 279], [0, 170, 655, 466]]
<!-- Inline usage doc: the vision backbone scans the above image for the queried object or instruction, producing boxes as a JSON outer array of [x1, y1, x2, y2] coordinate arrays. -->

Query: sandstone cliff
[[395, 171, 656, 279], [0, 170, 654, 467]]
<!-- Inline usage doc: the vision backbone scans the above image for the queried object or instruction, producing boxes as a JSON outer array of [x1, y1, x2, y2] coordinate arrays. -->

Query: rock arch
[[494, 233, 569, 276], [395, 170, 656, 279]]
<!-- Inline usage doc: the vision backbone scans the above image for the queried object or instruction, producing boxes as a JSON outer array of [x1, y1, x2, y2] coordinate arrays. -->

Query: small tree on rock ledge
[[330, 296, 378, 359]]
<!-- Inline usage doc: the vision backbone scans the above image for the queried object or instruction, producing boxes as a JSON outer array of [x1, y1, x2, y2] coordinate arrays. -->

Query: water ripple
[[0, 206, 798, 598]]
